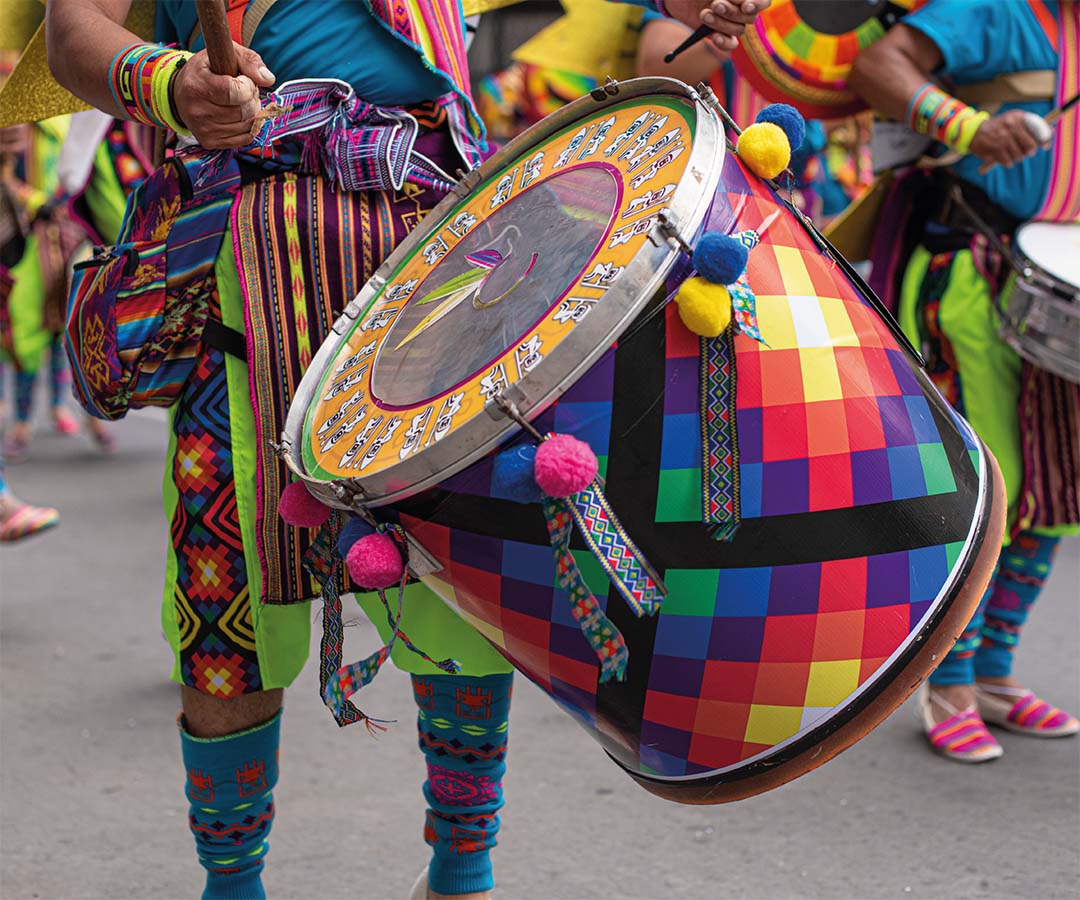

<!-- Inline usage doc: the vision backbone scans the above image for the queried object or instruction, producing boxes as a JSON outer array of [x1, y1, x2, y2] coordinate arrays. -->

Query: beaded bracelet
[[109, 44, 192, 135], [906, 82, 990, 155]]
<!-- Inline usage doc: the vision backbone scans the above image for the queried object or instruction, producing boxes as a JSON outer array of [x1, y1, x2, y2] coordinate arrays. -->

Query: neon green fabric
[[3, 232, 49, 372], [161, 228, 510, 688], [3, 119, 68, 373], [899, 247, 1076, 540], [82, 141, 129, 245]]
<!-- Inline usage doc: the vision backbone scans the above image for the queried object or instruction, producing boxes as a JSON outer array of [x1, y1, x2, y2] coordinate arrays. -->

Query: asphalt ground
[[2, 411, 1078, 900]]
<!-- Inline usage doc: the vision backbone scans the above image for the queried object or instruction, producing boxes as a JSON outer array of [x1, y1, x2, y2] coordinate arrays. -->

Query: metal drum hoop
[[1000, 252, 1080, 384], [281, 78, 725, 509]]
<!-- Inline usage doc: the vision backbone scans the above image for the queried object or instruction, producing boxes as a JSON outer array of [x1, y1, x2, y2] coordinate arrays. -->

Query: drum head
[[286, 78, 723, 505], [732, 0, 929, 119], [1015, 222, 1080, 289]]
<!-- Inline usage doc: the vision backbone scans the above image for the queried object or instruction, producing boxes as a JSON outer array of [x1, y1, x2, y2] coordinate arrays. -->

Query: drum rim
[[1014, 221, 1080, 292], [282, 77, 726, 507]]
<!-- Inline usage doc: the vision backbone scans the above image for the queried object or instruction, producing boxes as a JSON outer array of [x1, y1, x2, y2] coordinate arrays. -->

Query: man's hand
[[664, 1, 772, 54], [969, 110, 1047, 170], [172, 42, 275, 149], [0, 125, 28, 157]]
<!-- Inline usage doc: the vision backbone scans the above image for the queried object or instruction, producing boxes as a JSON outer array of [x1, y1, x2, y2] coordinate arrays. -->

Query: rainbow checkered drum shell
[[284, 79, 1004, 802], [731, 0, 929, 119]]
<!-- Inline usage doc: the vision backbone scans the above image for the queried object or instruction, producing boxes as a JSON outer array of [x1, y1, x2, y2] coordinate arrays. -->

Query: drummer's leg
[[412, 672, 513, 899], [163, 306, 309, 897], [974, 531, 1060, 682]]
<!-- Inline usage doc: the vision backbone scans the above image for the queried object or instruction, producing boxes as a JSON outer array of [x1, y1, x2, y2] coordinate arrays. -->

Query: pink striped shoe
[[976, 684, 1079, 738], [919, 686, 1003, 763]]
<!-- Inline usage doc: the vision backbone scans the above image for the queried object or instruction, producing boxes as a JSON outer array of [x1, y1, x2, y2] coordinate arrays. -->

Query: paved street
[[2, 411, 1078, 900]]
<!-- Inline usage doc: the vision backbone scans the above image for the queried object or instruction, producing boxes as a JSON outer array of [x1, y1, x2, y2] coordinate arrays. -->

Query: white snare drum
[[1004, 222, 1080, 384]]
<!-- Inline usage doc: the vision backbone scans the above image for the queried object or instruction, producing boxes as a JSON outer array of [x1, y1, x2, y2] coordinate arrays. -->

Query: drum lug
[[655, 211, 694, 257], [590, 76, 620, 102], [450, 168, 484, 200]]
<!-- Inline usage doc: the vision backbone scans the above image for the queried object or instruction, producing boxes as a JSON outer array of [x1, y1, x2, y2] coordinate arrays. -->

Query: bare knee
[[181, 686, 284, 738]]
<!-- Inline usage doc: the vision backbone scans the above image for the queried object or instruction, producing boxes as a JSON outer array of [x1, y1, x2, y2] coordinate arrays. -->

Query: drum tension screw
[[656, 211, 694, 257], [591, 77, 620, 101]]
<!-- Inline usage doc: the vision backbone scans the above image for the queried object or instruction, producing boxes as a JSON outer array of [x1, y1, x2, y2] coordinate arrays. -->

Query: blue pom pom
[[492, 444, 544, 504], [755, 103, 806, 151], [337, 516, 375, 558], [693, 231, 749, 285]]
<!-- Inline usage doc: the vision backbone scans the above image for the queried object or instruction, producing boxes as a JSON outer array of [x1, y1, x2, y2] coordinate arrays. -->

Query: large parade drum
[[282, 78, 1004, 802]]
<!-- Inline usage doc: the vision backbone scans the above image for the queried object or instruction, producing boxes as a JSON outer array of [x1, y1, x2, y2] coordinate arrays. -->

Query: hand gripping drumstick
[[977, 91, 1080, 175], [193, 0, 283, 138]]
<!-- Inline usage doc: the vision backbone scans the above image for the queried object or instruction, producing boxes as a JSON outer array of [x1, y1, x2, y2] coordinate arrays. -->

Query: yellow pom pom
[[675, 277, 733, 337], [736, 121, 791, 180]]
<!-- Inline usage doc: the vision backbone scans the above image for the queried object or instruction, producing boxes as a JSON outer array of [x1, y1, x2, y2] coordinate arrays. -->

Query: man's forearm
[[848, 25, 944, 123], [46, 0, 141, 119]]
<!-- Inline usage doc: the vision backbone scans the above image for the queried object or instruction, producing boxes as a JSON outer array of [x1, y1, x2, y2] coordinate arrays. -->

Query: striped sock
[[975, 532, 1059, 679], [180, 711, 281, 900], [413, 673, 513, 896]]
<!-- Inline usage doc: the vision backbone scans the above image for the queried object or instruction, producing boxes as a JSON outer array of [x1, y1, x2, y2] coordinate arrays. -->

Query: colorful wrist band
[[906, 82, 990, 155], [109, 44, 192, 135]]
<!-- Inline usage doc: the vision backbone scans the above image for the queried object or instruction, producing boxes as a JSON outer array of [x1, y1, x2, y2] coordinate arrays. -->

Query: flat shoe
[[976, 684, 1079, 738], [919, 685, 1003, 763]]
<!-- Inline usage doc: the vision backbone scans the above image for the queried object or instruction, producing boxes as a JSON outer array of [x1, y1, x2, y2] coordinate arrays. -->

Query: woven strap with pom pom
[[322, 525, 459, 730]]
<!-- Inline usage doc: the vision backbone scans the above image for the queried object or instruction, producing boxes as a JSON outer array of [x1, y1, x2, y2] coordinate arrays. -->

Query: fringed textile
[[1015, 363, 1080, 534]]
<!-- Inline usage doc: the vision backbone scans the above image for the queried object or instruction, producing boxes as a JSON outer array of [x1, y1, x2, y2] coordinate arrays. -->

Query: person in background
[[850, 0, 1079, 763]]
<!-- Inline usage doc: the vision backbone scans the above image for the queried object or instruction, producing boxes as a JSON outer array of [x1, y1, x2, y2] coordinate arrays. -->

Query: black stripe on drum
[[594, 295, 670, 751], [394, 482, 980, 568]]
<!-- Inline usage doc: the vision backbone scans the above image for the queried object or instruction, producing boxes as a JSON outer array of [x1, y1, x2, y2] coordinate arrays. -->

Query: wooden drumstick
[[193, 0, 239, 76], [192, 0, 282, 139]]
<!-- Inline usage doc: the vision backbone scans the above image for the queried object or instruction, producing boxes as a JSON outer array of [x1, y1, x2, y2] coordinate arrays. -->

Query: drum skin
[[386, 150, 1006, 802]]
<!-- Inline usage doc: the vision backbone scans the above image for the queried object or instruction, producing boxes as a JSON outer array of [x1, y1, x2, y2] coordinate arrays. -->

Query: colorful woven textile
[[171, 345, 262, 699], [1035, 0, 1080, 222], [245, 79, 479, 193], [232, 157, 449, 604]]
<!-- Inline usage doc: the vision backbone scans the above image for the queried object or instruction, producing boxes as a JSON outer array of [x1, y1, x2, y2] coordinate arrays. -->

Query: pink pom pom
[[534, 433, 598, 498], [278, 481, 331, 527], [346, 532, 405, 590]]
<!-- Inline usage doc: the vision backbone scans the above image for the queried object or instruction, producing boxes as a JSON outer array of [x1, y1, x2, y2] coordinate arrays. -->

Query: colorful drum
[[283, 79, 1004, 802], [1003, 222, 1080, 385]]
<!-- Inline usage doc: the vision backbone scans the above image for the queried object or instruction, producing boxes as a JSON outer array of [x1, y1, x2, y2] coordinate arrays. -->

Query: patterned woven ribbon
[[729, 230, 767, 345], [200, 79, 480, 194], [541, 497, 630, 683], [563, 481, 664, 617], [318, 524, 460, 731], [701, 328, 742, 541], [303, 518, 368, 729]]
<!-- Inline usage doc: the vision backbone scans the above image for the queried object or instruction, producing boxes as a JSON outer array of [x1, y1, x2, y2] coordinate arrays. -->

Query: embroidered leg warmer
[[975, 532, 1059, 679], [412, 673, 513, 896], [929, 572, 995, 686], [180, 710, 281, 900]]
